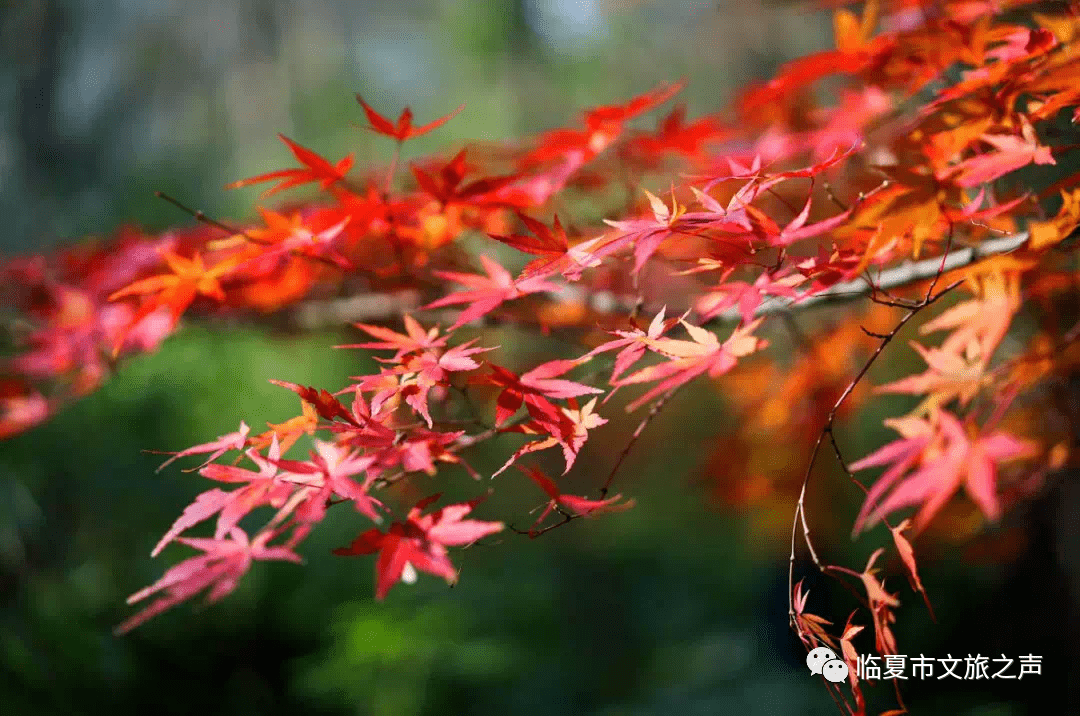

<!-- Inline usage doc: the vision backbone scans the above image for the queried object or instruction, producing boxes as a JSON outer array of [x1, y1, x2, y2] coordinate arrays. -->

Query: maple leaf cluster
[[4, 1, 1080, 712]]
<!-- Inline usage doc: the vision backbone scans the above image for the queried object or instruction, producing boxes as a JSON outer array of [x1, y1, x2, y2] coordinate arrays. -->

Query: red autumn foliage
[[4, 2, 1080, 712], [225, 134, 355, 197]]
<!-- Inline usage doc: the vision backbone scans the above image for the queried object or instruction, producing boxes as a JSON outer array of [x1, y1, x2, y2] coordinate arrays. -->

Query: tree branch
[[272, 232, 1031, 331], [786, 279, 961, 638]]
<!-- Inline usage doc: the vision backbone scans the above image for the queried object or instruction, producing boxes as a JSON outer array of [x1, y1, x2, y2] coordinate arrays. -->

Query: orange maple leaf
[[860, 548, 899, 655], [107, 250, 236, 355], [833, 0, 878, 53], [874, 341, 988, 409], [1028, 188, 1080, 249], [918, 269, 1020, 365], [889, 518, 934, 618], [249, 400, 319, 455], [619, 319, 767, 411], [840, 613, 867, 714], [237, 207, 352, 268]]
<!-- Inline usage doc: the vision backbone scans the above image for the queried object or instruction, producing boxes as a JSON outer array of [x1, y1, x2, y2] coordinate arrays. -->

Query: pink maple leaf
[[225, 134, 354, 197], [616, 319, 767, 411], [116, 527, 302, 634], [945, 133, 1056, 188], [852, 411, 1036, 534], [601, 188, 699, 273], [337, 314, 447, 360], [695, 270, 802, 323], [274, 439, 383, 524], [153, 421, 251, 474], [472, 359, 602, 427], [585, 307, 679, 389], [425, 254, 559, 329]]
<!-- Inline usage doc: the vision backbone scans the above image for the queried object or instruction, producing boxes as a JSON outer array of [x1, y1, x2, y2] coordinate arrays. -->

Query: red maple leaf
[[738, 49, 876, 116], [626, 104, 728, 160], [268, 379, 363, 428], [488, 212, 569, 257], [516, 464, 633, 534], [583, 81, 685, 130], [225, 134, 354, 197], [522, 82, 684, 165], [794, 243, 862, 290], [410, 149, 520, 206], [491, 151, 589, 210], [492, 396, 608, 477], [356, 95, 465, 143], [333, 494, 503, 599], [472, 359, 602, 427]]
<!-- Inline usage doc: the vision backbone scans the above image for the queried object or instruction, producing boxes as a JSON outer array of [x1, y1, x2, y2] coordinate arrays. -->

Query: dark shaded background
[[1, 1, 1072, 713]]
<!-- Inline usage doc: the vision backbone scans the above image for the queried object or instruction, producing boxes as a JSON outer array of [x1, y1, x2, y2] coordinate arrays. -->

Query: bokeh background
[[1, 1, 1071, 714]]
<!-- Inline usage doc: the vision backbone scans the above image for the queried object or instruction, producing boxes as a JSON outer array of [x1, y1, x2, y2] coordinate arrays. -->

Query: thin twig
[[506, 511, 577, 539], [599, 386, 680, 498], [155, 191, 270, 246], [787, 278, 961, 637], [822, 180, 849, 212]]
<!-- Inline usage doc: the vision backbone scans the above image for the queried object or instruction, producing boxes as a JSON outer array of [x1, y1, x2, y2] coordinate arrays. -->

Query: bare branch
[[599, 386, 680, 498], [786, 278, 961, 638]]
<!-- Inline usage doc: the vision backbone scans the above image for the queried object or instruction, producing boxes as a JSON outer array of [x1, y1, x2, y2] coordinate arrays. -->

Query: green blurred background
[[1, 1, 1071, 713]]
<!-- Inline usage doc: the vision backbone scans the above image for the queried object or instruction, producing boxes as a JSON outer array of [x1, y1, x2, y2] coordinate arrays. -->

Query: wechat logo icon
[[806, 646, 849, 683]]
